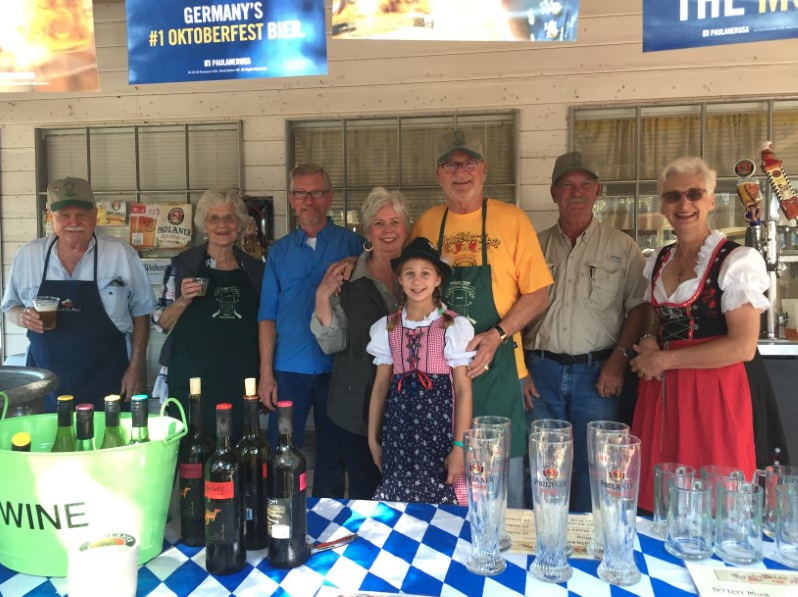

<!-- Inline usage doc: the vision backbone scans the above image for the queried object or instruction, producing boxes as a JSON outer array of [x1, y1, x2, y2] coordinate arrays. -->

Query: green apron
[[437, 201, 525, 457], [167, 266, 260, 439]]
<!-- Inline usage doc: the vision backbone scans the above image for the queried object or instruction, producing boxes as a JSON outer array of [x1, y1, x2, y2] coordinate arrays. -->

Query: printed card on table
[[506, 509, 594, 558], [686, 562, 798, 597]]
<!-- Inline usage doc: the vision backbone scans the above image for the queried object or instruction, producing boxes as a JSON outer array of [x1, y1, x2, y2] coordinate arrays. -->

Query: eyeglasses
[[439, 159, 480, 173], [662, 188, 707, 203], [291, 189, 328, 200], [207, 214, 238, 226]]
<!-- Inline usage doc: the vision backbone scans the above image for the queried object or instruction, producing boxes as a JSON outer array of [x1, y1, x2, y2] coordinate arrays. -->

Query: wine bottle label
[[179, 463, 203, 479], [205, 480, 234, 500], [299, 472, 307, 492], [205, 502, 236, 543], [262, 463, 268, 479], [243, 485, 256, 521], [267, 498, 291, 539]]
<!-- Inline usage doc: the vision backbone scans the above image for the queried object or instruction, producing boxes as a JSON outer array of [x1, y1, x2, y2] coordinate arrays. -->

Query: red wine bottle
[[179, 377, 214, 547], [235, 378, 270, 550], [204, 403, 246, 575], [266, 400, 309, 569]]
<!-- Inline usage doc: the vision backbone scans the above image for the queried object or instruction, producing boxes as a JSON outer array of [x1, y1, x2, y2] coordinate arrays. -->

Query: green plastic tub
[[0, 394, 186, 577]]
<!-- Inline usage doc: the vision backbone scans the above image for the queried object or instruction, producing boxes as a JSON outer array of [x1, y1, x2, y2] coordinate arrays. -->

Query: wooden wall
[[1, 0, 797, 357]]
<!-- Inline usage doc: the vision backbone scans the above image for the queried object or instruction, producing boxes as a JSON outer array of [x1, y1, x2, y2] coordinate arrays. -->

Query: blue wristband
[[453, 441, 464, 448]]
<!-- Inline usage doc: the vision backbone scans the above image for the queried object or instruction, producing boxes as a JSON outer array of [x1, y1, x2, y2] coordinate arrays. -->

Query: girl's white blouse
[[644, 230, 770, 313], [366, 304, 477, 368]]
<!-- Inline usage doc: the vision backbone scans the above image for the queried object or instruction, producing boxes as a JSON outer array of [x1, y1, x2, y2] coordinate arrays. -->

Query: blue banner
[[126, 0, 327, 84], [643, 0, 798, 52]]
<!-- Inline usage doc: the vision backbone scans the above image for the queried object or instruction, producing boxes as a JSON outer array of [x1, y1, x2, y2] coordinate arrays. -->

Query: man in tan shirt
[[523, 152, 650, 512]]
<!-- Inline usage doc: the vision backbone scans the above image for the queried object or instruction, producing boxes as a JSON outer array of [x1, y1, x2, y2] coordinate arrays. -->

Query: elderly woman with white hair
[[153, 188, 263, 438], [310, 187, 411, 499], [630, 157, 789, 512]]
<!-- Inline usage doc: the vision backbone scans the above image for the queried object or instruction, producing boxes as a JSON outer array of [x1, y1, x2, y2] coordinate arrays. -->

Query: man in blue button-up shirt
[[258, 163, 363, 498]]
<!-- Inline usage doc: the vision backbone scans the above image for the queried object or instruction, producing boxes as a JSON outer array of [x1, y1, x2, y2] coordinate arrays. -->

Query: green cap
[[437, 130, 484, 164], [552, 152, 599, 184], [48, 177, 95, 211]]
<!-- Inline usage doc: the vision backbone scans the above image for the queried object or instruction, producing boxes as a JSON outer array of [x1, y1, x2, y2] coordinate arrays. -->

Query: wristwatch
[[493, 324, 508, 344], [615, 345, 637, 359]]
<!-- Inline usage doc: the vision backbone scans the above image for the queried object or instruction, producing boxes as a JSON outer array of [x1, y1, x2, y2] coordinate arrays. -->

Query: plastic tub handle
[[160, 397, 187, 445], [0, 392, 7, 421]]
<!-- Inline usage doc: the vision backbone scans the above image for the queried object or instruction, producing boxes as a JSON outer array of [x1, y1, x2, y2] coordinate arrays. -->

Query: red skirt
[[631, 338, 756, 512]]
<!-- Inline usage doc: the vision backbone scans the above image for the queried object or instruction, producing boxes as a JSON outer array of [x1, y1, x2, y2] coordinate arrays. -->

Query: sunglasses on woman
[[661, 188, 707, 203]]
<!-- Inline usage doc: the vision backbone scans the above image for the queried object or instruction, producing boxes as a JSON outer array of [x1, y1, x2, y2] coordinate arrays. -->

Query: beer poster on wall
[[332, 0, 580, 41], [126, 0, 327, 84], [0, 0, 99, 93], [130, 204, 193, 250], [643, 0, 798, 52]]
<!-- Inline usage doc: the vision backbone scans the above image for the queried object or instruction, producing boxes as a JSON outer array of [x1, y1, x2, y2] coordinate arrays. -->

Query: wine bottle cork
[[244, 377, 256, 397], [190, 377, 201, 395]]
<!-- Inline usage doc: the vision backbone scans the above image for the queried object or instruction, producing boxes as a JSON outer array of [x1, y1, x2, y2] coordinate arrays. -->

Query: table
[[0, 498, 791, 597]]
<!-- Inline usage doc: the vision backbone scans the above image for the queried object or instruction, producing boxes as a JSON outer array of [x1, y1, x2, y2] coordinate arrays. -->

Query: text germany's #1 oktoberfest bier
[[267, 400, 309, 568], [204, 403, 246, 574], [178, 377, 214, 547]]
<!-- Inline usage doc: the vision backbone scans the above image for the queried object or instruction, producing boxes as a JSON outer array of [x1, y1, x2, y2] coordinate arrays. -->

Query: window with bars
[[571, 99, 798, 251], [288, 113, 516, 231], [35, 122, 242, 243]]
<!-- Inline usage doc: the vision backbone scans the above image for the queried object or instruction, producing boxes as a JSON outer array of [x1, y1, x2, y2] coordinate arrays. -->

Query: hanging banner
[[331, 0, 580, 41], [0, 0, 99, 93], [643, 0, 798, 52], [126, 0, 327, 84]]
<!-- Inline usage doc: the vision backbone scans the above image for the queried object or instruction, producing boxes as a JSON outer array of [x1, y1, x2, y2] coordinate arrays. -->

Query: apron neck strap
[[43, 234, 99, 283]]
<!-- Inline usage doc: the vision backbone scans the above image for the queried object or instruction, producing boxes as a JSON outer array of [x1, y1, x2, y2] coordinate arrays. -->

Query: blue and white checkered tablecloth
[[0, 498, 790, 597]]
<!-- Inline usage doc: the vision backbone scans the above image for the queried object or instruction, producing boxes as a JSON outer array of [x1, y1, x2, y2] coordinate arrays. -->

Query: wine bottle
[[11, 432, 31, 452], [51, 394, 76, 452], [235, 377, 269, 550], [179, 377, 214, 547], [204, 403, 246, 575], [100, 394, 127, 449], [75, 404, 95, 452], [266, 400, 309, 569], [128, 395, 151, 445]]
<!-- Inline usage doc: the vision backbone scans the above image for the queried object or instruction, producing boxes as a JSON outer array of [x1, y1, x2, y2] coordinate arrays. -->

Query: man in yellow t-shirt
[[411, 130, 553, 508]]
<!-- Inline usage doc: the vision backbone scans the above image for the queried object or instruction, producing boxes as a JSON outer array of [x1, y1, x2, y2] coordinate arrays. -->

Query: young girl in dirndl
[[366, 237, 474, 504]]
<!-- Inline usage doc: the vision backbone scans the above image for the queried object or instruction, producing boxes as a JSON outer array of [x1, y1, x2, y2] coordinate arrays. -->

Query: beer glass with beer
[[33, 296, 60, 331]]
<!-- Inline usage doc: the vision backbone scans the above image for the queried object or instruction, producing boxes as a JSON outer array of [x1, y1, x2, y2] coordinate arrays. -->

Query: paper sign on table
[[686, 561, 798, 597], [506, 509, 594, 558]]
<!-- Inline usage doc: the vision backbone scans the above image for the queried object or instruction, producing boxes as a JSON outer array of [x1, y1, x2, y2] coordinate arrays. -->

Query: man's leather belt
[[538, 348, 614, 365]]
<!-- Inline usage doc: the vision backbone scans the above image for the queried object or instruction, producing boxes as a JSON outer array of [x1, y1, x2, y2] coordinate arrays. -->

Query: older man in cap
[[411, 130, 553, 508], [522, 152, 649, 511], [2, 177, 155, 411]]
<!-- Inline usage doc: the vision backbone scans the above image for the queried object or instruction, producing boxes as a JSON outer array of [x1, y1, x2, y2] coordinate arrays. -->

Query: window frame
[[286, 111, 517, 231]]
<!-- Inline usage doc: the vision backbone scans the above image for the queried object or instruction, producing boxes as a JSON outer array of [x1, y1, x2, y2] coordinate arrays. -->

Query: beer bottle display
[[267, 401, 309, 569], [100, 394, 127, 449], [204, 403, 246, 575], [75, 404, 95, 452], [128, 395, 151, 445], [51, 394, 76, 452], [11, 432, 31, 452], [235, 378, 270, 550], [179, 377, 214, 547]]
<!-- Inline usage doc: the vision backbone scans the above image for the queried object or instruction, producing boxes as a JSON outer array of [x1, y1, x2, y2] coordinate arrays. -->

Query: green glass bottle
[[100, 395, 127, 449], [51, 394, 76, 452], [12, 432, 31, 452], [75, 404, 95, 452], [128, 395, 151, 445]]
